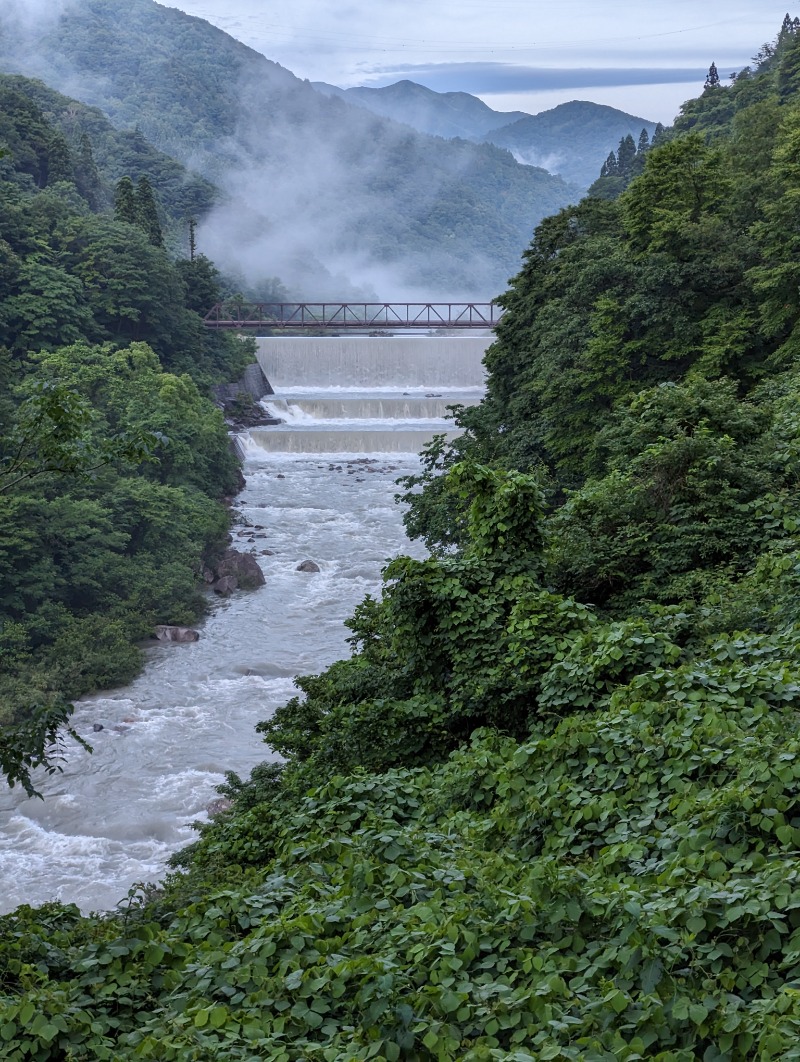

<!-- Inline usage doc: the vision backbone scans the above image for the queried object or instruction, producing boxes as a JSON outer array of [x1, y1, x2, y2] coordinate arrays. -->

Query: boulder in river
[[214, 548, 266, 589], [212, 575, 238, 596], [296, 559, 321, 573], [154, 625, 200, 643]]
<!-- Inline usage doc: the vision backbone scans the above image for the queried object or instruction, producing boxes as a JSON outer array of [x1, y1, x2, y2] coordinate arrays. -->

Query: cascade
[[0, 335, 487, 914]]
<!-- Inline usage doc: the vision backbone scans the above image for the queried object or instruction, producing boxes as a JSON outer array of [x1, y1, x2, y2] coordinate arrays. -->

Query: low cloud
[[0, 0, 75, 31], [361, 62, 714, 95]]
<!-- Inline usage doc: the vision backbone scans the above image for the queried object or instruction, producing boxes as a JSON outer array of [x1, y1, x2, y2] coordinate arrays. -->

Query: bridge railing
[[202, 302, 504, 330]]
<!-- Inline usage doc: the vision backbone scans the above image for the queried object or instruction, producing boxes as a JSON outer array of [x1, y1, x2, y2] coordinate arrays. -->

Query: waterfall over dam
[[255, 335, 490, 390]]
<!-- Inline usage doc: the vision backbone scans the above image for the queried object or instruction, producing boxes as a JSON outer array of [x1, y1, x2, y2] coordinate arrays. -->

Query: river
[[0, 377, 481, 915]]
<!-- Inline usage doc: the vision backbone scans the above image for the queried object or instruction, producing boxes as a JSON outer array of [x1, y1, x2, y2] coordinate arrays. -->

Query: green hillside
[[6, 12, 800, 1062], [0, 73, 251, 796], [0, 0, 577, 295], [484, 100, 658, 190]]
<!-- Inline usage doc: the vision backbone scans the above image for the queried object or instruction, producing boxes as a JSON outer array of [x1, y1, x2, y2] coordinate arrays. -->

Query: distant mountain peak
[[312, 79, 657, 189]]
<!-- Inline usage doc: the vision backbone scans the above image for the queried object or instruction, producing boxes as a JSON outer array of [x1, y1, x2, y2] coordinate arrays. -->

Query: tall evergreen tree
[[113, 175, 137, 225], [135, 175, 164, 247], [779, 13, 798, 41], [74, 132, 101, 210], [705, 61, 721, 88], [599, 151, 618, 178], [44, 132, 73, 186], [637, 128, 650, 155], [617, 134, 637, 177]]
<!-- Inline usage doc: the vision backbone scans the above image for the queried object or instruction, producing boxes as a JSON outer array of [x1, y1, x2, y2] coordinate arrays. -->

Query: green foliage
[[0, 74, 253, 789], [8, 13, 800, 1062]]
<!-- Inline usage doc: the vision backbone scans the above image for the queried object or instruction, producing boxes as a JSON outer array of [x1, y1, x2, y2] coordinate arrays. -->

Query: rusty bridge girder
[[201, 302, 503, 330]]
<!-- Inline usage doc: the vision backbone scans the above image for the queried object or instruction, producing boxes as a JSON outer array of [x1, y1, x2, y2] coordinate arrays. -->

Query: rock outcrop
[[206, 548, 267, 596], [215, 548, 266, 588], [153, 625, 200, 643], [213, 363, 281, 430]]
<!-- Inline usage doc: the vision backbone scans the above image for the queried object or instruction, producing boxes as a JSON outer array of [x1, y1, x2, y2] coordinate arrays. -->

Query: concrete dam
[[251, 335, 491, 453], [255, 335, 490, 390]]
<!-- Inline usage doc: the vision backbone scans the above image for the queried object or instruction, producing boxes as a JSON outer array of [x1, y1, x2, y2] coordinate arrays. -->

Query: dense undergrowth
[[5, 15, 800, 1062]]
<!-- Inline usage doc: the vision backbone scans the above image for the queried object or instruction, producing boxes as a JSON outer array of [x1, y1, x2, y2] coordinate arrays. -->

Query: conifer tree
[[135, 175, 164, 247], [652, 122, 667, 147], [598, 152, 617, 178], [705, 61, 721, 89], [113, 175, 137, 225], [637, 128, 650, 155], [617, 134, 637, 177], [74, 132, 101, 210], [45, 132, 73, 186]]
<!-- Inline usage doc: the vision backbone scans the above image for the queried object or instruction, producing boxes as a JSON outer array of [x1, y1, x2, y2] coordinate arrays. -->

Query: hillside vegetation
[[0, 0, 576, 295], [5, 14, 800, 1062], [0, 73, 250, 795]]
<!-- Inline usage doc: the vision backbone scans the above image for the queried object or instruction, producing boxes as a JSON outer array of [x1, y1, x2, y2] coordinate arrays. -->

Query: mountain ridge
[[312, 79, 657, 189], [0, 0, 578, 296]]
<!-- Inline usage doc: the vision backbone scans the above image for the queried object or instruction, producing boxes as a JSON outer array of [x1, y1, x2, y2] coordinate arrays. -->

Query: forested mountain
[[0, 0, 577, 295], [0, 72, 252, 796], [313, 82, 658, 191], [311, 79, 529, 140], [0, 73, 218, 248], [484, 100, 659, 189], [4, 13, 800, 1060]]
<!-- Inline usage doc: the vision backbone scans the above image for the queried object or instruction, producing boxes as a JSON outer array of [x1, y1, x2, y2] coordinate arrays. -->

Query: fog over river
[[0, 370, 483, 915]]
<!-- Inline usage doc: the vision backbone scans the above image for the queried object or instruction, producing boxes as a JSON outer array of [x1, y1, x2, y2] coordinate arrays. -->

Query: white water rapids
[[0, 365, 484, 914]]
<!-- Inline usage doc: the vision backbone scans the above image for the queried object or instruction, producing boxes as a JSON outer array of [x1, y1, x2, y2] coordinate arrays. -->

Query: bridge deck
[[202, 302, 503, 330]]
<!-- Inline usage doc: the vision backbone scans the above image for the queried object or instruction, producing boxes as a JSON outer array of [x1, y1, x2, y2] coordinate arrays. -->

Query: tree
[[637, 127, 650, 155], [74, 132, 102, 210], [616, 134, 637, 177], [0, 380, 163, 497], [600, 151, 618, 178], [705, 61, 721, 89], [113, 175, 137, 225], [135, 175, 163, 247], [44, 131, 73, 185]]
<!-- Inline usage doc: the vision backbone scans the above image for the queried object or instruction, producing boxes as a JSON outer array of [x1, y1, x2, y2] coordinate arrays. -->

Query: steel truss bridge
[[202, 302, 503, 330]]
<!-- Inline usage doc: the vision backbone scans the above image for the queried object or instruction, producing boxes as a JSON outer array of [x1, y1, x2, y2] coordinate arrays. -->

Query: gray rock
[[154, 625, 200, 643], [214, 548, 266, 589], [212, 575, 238, 596], [92, 723, 104, 732], [296, 559, 321, 573]]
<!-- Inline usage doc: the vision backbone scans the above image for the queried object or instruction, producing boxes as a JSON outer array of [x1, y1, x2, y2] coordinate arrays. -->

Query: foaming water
[[0, 380, 473, 915]]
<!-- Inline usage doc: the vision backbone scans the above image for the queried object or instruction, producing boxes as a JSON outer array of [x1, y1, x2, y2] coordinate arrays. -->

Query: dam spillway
[[252, 334, 489, 454], [255, 335, 490, 390]]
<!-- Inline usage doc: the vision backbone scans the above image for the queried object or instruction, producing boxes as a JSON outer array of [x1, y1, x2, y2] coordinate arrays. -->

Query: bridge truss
[[202, 302, 503, 330]]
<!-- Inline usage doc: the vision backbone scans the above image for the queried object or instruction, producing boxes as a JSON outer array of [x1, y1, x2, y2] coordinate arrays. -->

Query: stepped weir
[[251, 335, 490, 454]]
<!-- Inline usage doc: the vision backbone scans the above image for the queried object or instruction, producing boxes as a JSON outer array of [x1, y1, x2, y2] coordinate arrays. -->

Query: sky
[[167, 0, 790, 123]]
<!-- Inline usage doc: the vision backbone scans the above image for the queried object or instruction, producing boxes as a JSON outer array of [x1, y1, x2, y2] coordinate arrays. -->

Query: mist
[[0, 0, 576, 301]]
